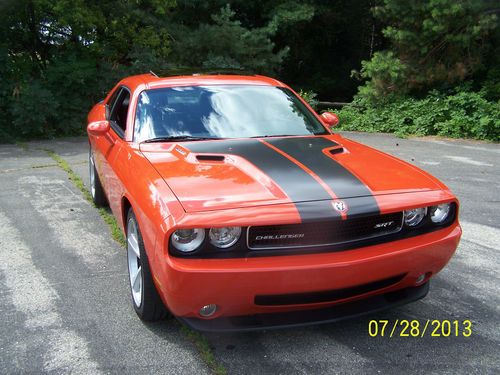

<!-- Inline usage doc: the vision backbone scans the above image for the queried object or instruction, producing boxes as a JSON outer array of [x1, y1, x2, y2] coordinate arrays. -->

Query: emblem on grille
[[255, 234, 305, 240], [374, 221, 395, 229], [332, 200, 348, 213]]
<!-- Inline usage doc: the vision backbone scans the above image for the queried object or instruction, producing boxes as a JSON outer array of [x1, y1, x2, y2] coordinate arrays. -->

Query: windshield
[[133, 85, 328, 142]]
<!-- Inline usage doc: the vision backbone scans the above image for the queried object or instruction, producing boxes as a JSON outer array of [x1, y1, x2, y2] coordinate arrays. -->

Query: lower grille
[[255, 274, 406, 306], [247, 211, 404, 250]]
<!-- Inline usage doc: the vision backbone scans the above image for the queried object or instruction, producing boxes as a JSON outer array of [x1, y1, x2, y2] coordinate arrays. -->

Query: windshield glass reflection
[[134, 85, 327, 142]]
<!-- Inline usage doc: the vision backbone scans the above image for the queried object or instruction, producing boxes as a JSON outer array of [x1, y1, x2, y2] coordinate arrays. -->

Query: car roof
[[118, 73, 287, 92]]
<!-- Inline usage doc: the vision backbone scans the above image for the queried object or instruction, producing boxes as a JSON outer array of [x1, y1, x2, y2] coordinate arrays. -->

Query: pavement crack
[[0, 163, 59, 174]]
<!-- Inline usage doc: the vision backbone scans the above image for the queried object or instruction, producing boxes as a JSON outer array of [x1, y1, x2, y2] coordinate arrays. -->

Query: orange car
[[87, 73, 461, 331]]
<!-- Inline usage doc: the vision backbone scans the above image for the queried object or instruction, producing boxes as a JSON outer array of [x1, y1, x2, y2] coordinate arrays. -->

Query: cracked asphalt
[[0, 132, 498, 374]]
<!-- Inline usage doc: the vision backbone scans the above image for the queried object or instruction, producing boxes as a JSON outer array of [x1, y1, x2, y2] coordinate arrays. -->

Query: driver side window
[[109, 88, 131, 138]]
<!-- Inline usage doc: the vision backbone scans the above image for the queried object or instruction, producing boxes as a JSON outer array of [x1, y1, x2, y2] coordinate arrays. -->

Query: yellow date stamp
[[368, 319, 472, 338]]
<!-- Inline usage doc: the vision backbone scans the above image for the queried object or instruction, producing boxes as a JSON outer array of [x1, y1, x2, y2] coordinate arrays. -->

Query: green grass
[[97, 207, 126, 247], [180, 325, 227, 375], [16, 141, 29, 151], [44, 149, 126, 247], [45, 148, 226, 375]]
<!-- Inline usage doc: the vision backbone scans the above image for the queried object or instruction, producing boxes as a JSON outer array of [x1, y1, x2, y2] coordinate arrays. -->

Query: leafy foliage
[[169, 5, 288, 73], [0, 0, 177, 141], [356, 0, 498, 100], [337, 88, 500, 141], [354, 51, 407, 99], [0, 0, 498, 142], [298, 90, 319, 110]]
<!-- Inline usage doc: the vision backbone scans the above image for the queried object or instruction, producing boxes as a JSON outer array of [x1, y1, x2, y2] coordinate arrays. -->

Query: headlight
[[430, 203, 451, 224], [171, 228, 205, 253], [209, 227, 241, 248], [404, 207, 427, 227]]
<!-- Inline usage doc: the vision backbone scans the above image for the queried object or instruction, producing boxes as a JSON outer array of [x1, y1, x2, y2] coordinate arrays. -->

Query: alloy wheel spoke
[[127, 218, 143, 306], [132, 266, 142, 292], [89, 154, 95, 194], [128, 233, 140, 258]]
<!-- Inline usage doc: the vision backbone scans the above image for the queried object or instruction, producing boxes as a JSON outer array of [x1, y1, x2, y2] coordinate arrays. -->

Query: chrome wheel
[[89, 151, 96, 199], [127, 218, 143, 307]]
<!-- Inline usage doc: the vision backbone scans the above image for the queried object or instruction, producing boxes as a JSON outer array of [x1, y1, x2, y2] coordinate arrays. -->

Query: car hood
[[140, 135, 444, 213]]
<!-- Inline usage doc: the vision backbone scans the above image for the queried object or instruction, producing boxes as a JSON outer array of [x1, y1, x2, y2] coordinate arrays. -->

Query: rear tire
[[126, 208, 169, 321], [89, 148, 108, 207]]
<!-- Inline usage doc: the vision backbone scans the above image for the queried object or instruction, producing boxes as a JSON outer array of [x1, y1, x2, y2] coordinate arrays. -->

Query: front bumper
[[180, 282, 429, 332], [157, 224, 460, 330]]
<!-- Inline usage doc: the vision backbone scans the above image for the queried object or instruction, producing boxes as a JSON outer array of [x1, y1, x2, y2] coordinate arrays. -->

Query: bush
[[298, 90, 319, 110], [3, 54, 125, 141], [10, 81, 60, 139], [336, 89, 500, 141]]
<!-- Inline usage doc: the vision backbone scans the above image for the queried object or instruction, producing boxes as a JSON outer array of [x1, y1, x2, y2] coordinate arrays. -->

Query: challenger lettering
[[255, 234, 305, 240]]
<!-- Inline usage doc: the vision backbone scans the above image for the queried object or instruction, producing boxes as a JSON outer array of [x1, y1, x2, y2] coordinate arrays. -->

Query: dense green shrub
[[336, 89, 500, 141], [354, 0, 498, 101], [0, 0, 497, 143], [298, 90, 319, 110]]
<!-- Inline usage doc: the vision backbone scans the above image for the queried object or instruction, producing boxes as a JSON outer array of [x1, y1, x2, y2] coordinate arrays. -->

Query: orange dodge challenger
[[87, 73, 461, 331]]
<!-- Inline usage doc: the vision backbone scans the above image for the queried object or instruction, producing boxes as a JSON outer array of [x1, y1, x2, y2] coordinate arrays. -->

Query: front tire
[[126, 209, 169, 321], [89, 148, 108, 207]]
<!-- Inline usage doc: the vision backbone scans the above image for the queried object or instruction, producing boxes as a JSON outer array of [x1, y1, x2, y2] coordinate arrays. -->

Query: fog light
[[415, 273, 426, 285], [199, 304, 217, 317]]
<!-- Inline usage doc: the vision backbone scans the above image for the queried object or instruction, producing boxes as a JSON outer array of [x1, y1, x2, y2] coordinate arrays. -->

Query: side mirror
[[320, 112, 339, 128], [87, 120, 110, 136]]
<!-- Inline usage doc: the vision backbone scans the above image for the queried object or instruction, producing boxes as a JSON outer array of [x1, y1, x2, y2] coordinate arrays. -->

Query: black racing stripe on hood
[[184, 139, 341, 221], [266, 137, 380, 217]]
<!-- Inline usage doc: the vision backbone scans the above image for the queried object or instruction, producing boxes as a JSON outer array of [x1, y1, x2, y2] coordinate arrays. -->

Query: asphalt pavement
[[0, 132, 498, 374]]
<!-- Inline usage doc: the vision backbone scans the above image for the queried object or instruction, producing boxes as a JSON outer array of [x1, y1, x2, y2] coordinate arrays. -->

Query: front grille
[[255, 274, 406, 306], [247, 212, 404, 250]]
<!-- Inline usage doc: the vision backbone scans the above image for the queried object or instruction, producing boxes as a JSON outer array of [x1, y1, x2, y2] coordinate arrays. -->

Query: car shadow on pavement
[[195, 276, 499, 374]]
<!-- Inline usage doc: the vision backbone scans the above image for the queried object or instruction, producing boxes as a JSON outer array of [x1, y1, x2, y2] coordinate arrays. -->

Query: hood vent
[[328, 146, 344, 155], [196, 154, 225, 162]]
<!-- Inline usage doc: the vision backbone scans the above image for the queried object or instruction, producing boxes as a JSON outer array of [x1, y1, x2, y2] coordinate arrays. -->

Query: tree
[[168, 4, 289, 73], [355, 0, 498, 100], [167, 1, 378, 100], [0, 0, 175, 139]]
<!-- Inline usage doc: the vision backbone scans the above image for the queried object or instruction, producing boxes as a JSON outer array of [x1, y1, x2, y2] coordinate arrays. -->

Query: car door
[[94, 86, 131, 218]]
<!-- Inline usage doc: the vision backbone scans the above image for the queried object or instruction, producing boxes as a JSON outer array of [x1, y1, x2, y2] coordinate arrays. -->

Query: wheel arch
[[122, 195, 132, 234]]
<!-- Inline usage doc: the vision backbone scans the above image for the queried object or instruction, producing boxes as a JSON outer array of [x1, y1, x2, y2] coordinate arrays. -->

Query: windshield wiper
[[250, 134, 296, 138], [143, 136, 218, 143]]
